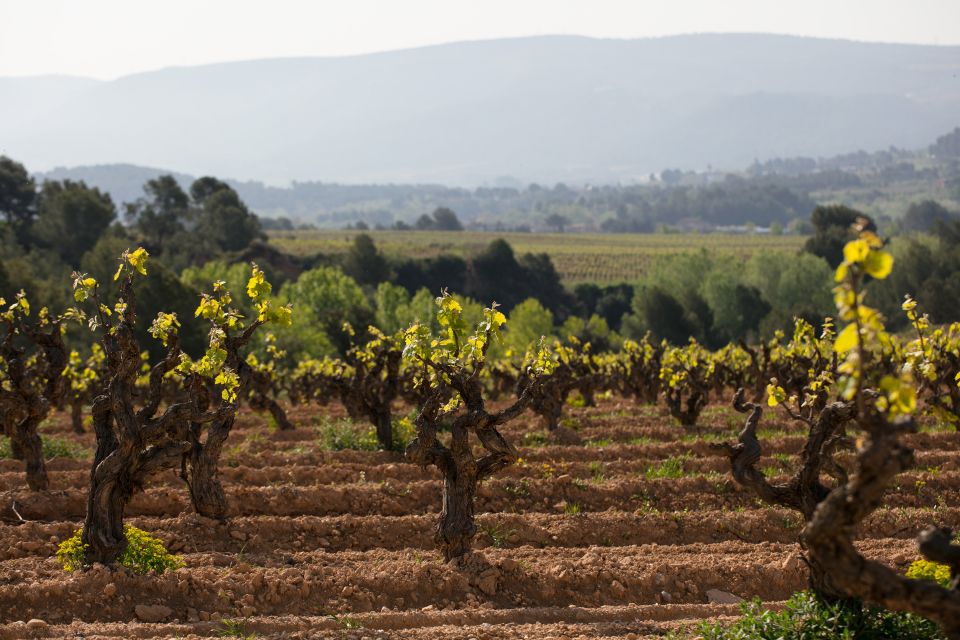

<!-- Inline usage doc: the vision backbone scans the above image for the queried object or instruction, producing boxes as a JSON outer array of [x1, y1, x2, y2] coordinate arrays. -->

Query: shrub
[[57, 526, 184, 574], [907, 559, 952, 587], [684, 591, 944, 640]]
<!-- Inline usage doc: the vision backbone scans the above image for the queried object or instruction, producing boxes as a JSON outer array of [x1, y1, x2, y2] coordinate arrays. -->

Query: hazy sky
[[2, 0, 959, 79]]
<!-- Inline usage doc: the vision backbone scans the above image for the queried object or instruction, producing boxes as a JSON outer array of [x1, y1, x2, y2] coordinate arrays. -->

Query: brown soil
[[0, 398, 956, 638]]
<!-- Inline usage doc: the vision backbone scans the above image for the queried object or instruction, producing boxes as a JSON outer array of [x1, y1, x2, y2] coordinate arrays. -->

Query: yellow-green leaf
[[863, 250, 893, 279], [834, 323, 858, 354], [843, 239, 870, 264]]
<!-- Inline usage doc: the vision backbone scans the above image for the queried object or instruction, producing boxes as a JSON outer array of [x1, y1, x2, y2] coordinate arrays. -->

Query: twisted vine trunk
[[667, 389, 706, 427], [71, 399, 84, 434], [715, 388, 855, 602], [374, 410, 393, 452], [266, 399, 294, 431], [436, 455, 478, 562], [183, 417, 234, 519], [16, 412, 48, 492], [82, 396, 127, 564]]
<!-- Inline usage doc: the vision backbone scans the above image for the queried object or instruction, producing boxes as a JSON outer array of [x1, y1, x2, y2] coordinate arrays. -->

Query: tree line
[[4, 154, 960, 363]]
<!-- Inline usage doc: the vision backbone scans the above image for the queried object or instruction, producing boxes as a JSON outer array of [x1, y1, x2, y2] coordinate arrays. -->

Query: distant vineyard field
[[268, 230, 807, 284]]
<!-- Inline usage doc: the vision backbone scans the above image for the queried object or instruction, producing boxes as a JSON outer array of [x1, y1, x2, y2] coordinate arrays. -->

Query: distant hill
[[38, 164, 196, 209], [7, 34, 960, 186]]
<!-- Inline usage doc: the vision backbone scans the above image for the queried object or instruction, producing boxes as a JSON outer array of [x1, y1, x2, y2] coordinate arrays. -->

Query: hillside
[[4, 34, 960, 186]]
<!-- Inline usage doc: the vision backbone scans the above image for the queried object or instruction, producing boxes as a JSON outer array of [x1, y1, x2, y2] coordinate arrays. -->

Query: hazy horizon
[[2, 0, 960, 79], [5, 31, 960, 83]]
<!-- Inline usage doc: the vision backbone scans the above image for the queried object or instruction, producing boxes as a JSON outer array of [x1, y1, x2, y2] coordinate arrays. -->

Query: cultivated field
[[1, 397, 955, 639], [268, 231, 805, 285]]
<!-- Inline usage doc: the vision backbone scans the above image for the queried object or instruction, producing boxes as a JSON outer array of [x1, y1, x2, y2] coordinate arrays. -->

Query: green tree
[[192, 181, 262, 252], [0, 156, 36, 244], [32, 180, 116, 267], [901, 200, 956, 233], [80, 235, 207, 357], [374, 282, 412, 333], [561, 314, 620, 352], [744, 251, 833, 334], [628, 286, 696, 345], [181, 260, 254, 316], [189, 176, 230, 205], [343, 233, 389, 286], [125, 175, 190, 253], [0, 260, 10, 299], [504, 298, 554, 353], [544, 213, 569, 232], [430, 207, 463, 231], [281, 265, 372, 354], [804, 204, 875, 268], [702, 270, 771, 343]]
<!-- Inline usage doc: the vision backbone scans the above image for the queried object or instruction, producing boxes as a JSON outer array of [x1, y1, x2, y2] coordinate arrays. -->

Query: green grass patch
[[313, 415, 415, 452], [0, 435, 89, 460], [677, 591, 945, 640], [644, 455, 690, 479]]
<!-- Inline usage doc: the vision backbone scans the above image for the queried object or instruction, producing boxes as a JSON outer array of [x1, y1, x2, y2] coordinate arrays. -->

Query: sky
[[2, 0, 960, 79]]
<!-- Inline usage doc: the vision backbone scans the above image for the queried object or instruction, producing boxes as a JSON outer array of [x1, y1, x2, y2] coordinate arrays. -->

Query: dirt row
[[4, 448, 958, 493], [2, 506, 955, 562], [2, 400, 956, 638], [0, 604, 749, 639], [3, 472, 958, 525], [0, 539, 920, 625]]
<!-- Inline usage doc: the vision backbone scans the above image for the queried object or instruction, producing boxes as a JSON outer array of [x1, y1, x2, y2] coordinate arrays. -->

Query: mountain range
[[3, 34, 960, 186]]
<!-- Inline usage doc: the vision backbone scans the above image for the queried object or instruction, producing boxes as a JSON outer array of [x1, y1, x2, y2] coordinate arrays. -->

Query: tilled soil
[[0, 400, 957, 639]]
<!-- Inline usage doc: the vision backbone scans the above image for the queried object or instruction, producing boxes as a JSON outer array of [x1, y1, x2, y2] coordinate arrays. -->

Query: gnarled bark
[[338, 343, 401, 451], [714, 387, 855, 599], [407, 374, 531, 562], [803, 409, 960, 639], [665, 387, 707, 427], [182, 416, 234, 519], [80, 275, 239, 563], [0, 315, 67, 491]]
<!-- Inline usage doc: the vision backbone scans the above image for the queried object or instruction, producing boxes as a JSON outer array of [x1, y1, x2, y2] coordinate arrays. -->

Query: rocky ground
[[1, 399, 956, 638]]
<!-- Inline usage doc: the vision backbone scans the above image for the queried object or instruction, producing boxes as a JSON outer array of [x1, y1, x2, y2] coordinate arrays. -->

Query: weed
[[481, 523, 516, 548], [217, 619, 256, 638], [57, 526, 184, 574], [585, 438, 612, 448], [644, 455, 689, 480], [679, 591, 944, 640], [539, 462, 557, 479], [587, 461, 607, 483], [0, 436, 89, 460], [503, 479, 531, 498]]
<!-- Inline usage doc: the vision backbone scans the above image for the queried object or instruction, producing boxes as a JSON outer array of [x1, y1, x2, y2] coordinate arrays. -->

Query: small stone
[[134, 604, 172, 623], [476, 574, 498, 595], [102, 583, 117, 597], [706, 588, 744, 605], [660, 590, 672, 603], [240, 605, 256, 617], [199, 611, 211, 621], [20, 541, 42, 552], [26, 619, 48, 631], [230, 530, 246, 541], [341, 586, 355, 598]]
